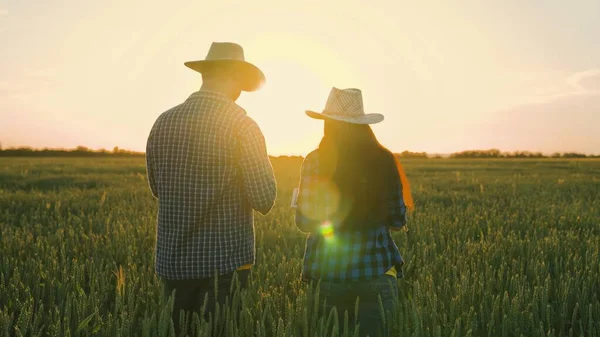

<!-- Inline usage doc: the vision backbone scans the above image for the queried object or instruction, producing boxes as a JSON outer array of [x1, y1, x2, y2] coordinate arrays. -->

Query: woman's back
[[295, 122, 409, 281], [297, 149, 406, 281]]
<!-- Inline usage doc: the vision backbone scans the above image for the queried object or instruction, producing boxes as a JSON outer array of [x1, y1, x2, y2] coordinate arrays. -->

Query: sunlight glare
[[297, 177, 341, 221]]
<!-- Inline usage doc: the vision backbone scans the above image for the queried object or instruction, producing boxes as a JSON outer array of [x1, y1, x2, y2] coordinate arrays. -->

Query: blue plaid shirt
[[146, 91, 277, 280], [295, 150, 407, 281]]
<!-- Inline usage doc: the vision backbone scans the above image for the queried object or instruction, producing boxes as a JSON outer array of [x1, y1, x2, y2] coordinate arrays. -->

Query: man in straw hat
[[145, 42, 277, 333]]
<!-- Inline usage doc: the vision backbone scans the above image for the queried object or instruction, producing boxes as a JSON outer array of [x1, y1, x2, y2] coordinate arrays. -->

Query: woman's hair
[[317, 120, 401, 230]]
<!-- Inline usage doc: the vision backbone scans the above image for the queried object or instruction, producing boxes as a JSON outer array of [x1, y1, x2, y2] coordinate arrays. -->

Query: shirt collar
[[186, 90, 232, 103]]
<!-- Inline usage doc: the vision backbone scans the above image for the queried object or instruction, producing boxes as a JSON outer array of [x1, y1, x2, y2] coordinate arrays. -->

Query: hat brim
[[184, 59, 266, 92], [305, 111, 384, 124]]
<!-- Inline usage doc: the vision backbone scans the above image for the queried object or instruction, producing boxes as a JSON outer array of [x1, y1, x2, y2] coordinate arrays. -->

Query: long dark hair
[[317, 120, 399, 230]]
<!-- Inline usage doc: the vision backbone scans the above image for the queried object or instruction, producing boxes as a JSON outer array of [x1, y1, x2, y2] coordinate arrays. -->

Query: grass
[[0, 157, 599, 336]]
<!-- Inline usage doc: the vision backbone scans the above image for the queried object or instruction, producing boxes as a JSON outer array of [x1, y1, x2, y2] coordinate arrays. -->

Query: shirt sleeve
[[145, 129, 159, 199], [238, 120, 277, 215], [295, 154, 320, 233], [388, 166, 408, 230]]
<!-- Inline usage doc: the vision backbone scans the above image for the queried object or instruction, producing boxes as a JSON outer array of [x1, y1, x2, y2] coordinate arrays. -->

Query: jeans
[[162, 269, 251, 336], [307, 274, 398, 337]]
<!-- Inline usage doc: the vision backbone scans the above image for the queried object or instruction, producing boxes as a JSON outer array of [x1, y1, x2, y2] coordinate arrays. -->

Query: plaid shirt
[[146, 90, 277, 280], [295, 150, 407, 281]]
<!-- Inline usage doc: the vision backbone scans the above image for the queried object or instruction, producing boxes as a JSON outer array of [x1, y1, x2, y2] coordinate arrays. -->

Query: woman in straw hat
[[295, 87, 414, 337]]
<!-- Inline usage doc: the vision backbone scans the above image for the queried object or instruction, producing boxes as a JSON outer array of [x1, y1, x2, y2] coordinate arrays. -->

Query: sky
[[0, 0, 599, 155]]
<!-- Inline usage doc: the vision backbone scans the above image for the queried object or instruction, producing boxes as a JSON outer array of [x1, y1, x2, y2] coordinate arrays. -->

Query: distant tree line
[[393, 149, 598, 159], [396, 151, 429, 159], [0, 146, 145, 157], [0, 145, 598, 158], [448, 149, 598, 159]]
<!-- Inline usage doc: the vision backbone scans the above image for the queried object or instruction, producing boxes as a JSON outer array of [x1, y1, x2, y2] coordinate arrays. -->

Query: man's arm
[[146, 130, 159, 199], [238, 121, 277, 215]]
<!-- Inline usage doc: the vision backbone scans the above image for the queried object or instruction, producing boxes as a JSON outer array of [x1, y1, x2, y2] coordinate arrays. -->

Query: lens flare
[[320, 221, 334, 240], [298, 178, 342, 221]]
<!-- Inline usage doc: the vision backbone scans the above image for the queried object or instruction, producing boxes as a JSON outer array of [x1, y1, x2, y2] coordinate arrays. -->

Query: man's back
[[146, 90, 276, 280]]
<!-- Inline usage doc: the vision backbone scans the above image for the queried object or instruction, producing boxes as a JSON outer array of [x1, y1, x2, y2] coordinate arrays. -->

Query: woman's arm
[[294, 152, 321, 233], [387, 160, 409, 232]]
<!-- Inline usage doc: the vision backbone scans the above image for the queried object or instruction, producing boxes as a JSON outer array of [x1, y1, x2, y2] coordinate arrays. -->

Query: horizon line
[[0, 145, 598, 157]]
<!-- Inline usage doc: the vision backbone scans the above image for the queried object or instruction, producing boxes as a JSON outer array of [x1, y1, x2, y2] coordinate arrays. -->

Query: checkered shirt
[[295, 150, 407, 281], [146, 91, 277, 280]]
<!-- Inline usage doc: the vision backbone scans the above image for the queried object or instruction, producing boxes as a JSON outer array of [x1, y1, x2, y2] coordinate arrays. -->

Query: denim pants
[[308, 273, 398, 337], [162, 269, 251, 336]]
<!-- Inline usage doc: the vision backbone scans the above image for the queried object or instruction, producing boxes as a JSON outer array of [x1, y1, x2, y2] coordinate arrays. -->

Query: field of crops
[[0, 157, 599, 337]]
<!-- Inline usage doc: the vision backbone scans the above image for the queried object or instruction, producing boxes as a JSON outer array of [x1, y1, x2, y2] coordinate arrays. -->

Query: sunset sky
[[1, 0, 599, 155]]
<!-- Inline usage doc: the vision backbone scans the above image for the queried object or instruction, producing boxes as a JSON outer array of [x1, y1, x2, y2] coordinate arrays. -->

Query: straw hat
[[306, 87, 384, 124], [184, 42, 265, 92]]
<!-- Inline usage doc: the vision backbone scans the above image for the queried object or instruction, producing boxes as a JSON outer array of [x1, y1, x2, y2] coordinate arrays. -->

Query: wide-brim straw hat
[[306, 87, 384, 124], [184, 42, 265, 92]]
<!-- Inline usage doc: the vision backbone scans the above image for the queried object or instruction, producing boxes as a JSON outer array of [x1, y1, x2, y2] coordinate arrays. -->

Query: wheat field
[[0, 157, 598, 337]]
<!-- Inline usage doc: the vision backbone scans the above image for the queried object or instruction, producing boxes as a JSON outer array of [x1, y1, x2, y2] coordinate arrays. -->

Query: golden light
[[297, 177, 341, 221]]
